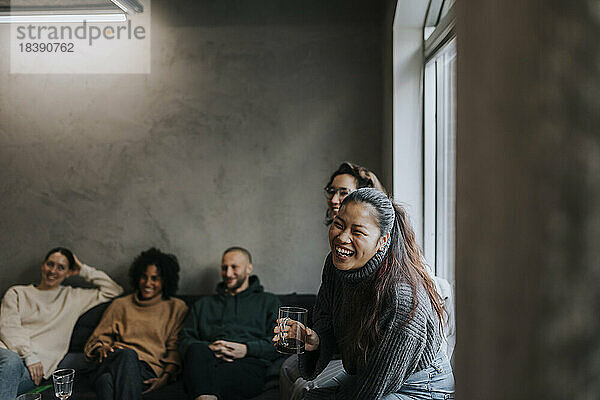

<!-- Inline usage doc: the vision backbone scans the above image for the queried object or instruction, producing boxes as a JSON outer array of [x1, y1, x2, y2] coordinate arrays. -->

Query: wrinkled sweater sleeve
[[0, 288, 39, 366], [245, 294, 281, 361], [84, 300, 121, 359], [72, 264, 124, 314], [299, 264, 337, 379], [161, 301, 188, 371]]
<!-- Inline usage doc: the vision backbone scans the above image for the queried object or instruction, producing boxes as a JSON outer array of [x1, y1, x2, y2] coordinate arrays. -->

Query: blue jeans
[[0, 348, 36, 399], [303, 348, 454, 400], [383, 349, 454, 399]]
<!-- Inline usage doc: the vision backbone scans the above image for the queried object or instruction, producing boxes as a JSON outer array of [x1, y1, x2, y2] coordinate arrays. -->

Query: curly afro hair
[[128, 247, 180, 299]]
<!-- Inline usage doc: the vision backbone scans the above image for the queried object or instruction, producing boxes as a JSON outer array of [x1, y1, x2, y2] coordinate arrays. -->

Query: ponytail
[[393, 205, 445, 333]]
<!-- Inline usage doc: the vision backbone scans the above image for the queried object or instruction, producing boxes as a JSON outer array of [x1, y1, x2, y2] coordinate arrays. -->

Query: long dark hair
[[324, 162, 387, 225], [128, 248, 180, 299], [339, 188, 444, 365]]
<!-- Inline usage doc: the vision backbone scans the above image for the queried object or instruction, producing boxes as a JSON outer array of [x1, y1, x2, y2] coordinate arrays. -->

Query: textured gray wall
[[456, 0, 600, 398], [0, 2, 384, 296]]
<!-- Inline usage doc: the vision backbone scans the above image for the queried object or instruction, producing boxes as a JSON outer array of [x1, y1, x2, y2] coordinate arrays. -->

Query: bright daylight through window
[[424, 37, 456, 284]]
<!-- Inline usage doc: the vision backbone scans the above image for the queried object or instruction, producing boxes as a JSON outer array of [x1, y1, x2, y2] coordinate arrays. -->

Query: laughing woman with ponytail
[[275, 188, 454, 399]]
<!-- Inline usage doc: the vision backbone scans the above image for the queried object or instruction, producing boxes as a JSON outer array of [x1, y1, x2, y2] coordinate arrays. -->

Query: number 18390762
[[19, 42, 74, 52]]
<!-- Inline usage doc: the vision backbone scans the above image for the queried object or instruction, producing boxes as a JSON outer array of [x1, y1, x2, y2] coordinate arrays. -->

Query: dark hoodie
[[178, 275, 281, 363]]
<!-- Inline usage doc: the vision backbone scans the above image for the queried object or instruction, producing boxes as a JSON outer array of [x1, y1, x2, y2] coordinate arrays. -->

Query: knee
[[119, 348, 138, 358], [0, 350, 23, 370], [280, 355, 299, 380], [115, 348, 139, 366], [94, 372, 113, 396], [96, 372, 112, 386], [185, 342, 213, 363]]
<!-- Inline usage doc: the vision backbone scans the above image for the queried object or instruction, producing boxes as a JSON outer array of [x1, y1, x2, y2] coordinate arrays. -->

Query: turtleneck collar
[[331, 244, 388, 284], [133, 292, 164, 307]]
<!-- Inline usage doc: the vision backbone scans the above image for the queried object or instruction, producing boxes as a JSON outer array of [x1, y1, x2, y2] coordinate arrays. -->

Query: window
[[423, 11, 456, 283], [392, 0, 456, 283]]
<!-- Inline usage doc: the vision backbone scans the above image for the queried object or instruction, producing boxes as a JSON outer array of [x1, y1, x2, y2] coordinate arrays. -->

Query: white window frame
[[422, 4, 456, 283], [391, 0, 456, 283]]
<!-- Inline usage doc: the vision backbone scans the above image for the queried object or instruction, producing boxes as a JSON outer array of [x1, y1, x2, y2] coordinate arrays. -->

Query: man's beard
[[225, 275, 246, 292]]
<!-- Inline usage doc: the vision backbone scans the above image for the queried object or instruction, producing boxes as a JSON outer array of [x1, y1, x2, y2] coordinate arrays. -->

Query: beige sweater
[[84, 293, 188, 377], [0, 264, 123, 378]]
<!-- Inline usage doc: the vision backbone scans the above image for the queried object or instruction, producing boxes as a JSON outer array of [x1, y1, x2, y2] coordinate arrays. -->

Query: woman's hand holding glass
[[273, 319, 320, 352]]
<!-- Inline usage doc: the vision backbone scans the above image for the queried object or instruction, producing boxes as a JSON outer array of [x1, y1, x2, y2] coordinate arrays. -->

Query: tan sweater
[[84, 293, 188, 377], [0, 265, 124, 378]]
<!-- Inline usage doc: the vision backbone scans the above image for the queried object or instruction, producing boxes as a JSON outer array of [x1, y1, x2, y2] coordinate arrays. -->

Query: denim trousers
[[383, 348, 454, 400], [302, 347, 454, 400], [0, 348, 36, 399], [280, 355, 345, 400], [0, 349, 99, 399]]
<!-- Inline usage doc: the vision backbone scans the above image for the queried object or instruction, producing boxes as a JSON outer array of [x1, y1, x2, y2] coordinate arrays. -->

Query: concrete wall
[[0, 1, 384, 296], [456, 0, 600, 398]]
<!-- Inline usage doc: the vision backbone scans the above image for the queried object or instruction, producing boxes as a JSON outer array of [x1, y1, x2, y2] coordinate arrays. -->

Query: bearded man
[[179, 247, 281, 400]]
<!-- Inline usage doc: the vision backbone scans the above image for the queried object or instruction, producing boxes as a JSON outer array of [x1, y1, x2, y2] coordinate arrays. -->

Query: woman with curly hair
[[84, 248, 188, 400]]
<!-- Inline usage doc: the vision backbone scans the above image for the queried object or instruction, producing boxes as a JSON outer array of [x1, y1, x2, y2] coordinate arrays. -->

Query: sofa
[[39, 293, 316, 400]]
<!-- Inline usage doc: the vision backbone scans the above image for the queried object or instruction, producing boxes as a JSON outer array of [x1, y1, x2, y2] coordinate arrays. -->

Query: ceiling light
[[0, 13, 127, 23], [110, 0, 143, 14]]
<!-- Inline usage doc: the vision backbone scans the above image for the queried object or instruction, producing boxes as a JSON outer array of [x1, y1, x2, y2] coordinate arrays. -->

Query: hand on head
[[69, 254, 83, 276]]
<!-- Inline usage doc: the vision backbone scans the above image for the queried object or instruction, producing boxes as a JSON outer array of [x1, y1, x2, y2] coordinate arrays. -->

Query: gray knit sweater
[[299, 251, 442, 400]]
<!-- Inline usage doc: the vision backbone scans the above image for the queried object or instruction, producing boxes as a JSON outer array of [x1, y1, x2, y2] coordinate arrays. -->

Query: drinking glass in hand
[[52, 368, 75, 400], [277, 306, 308, 354]]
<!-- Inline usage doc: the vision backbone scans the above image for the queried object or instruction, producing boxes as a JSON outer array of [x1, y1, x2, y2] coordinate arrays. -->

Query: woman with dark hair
[[276, 188, 454, 399], [0, 247, 123, 399], [323, 162, 386, 225], [84, 247, 188, 400], [280, 163, 387, 400]]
